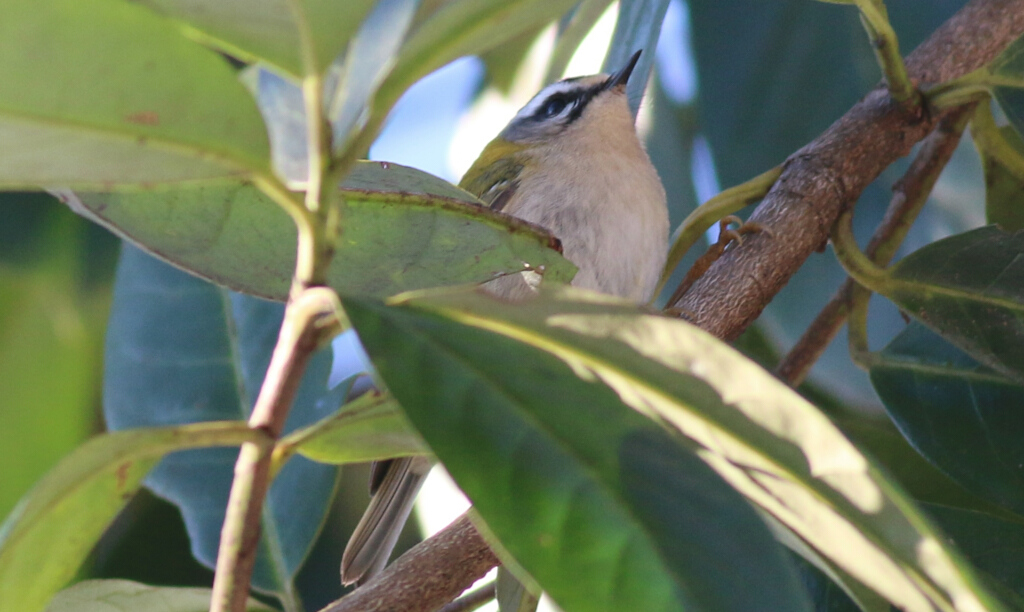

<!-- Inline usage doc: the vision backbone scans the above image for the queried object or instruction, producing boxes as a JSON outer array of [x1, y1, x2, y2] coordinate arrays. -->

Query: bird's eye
[[539, 94, 570, 118]]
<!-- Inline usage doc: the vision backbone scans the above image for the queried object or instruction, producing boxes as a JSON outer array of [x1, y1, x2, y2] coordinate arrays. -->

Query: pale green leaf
[[46, 580, 274, 612], [0, 423, 259, 612], [0, 0, 270, 189]]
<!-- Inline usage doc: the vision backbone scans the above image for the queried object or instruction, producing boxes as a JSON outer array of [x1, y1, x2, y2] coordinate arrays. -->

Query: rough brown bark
[[320, 514, 499, 612], [677, 0, 1024, 341]]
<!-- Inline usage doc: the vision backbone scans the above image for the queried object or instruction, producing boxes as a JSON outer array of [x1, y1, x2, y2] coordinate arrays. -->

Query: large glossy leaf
[[0, 422, 258, 612], [602, 0, 670, 116], [0, 0, 269, 189], [347, 286, 1005, 612], [47, 580, 273, 612], [882, 226, 1024, 383], [925, 504, 1024, 602], [103, 245, 341, 600], [871, 322, 1024, 516], [347, 292, 812, 612], [61, 162, 572, 301], [134, 0, 376, 77]]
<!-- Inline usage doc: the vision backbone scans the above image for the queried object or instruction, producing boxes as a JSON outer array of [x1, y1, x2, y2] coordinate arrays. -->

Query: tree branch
[[676, 0, 1024, 342], [312, 1, 1024, 609], [775, 106, 972, 385], [210, 288, 344, 612], [319, 514, 499, 612]]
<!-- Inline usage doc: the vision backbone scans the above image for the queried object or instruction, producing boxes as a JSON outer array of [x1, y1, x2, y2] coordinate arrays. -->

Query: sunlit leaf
[[46, 580, 273, 612], [0, 422, 258, 612], [280, 391, 427, 465], [135, 0, 376, 77], [60, 161, 573, 301], [347, 286, 1004, 612], [103, 246, 341, 600], [0, 0, 269, 189]]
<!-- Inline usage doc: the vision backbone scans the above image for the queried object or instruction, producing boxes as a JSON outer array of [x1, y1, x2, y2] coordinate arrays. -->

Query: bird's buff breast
[[501, 155, 668, 303]]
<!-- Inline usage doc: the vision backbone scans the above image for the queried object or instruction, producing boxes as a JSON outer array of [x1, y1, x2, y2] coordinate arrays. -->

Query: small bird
[[341, 49, 668, 586]]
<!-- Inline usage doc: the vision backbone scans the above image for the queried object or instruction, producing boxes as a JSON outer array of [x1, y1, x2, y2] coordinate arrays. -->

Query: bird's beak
[[608, 50, 642, 89]]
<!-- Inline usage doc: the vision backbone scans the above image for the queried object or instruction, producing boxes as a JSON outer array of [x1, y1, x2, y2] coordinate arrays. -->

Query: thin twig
[[210, 288, 344, 612], [675, 0, 1024, 342], [855, 0, 918, 105], [775, 107, 972, 385], [437, 581, 498, 612], [319, 513, 500, 612]]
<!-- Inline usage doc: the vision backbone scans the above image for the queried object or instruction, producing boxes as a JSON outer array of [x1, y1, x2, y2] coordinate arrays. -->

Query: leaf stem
[[776, 107, 971, 383], [854, 1, 918, 105], [210, 288, 345, 612], [653, 165, 782, 301]]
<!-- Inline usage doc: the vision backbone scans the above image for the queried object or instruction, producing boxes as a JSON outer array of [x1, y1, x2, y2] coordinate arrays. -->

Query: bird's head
[[499, 49, 642, 146]]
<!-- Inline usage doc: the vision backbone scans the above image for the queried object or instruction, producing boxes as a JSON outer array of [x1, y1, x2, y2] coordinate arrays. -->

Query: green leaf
[[0, 0, 270, 189], [972, 105, 1024, 232], [347, 291, 812, 612], [0, 422, 259, 612], [0, 210, 106, 520], [383, 0, 579, 104], [46, 579, 274, 612], [925, 504, 1024, 603], [991, 33, 1024, 147], [103, 246, 341, 601], [328, 0, 420, 152], [883, 226, 1024, 383], [281, 391, 428, 465], [601, 0, 670, 116], [347, 286, 1005, 612], [61, 161, 573, 301], [134, 0, 376, 77], [871, 322, 1024, 516]]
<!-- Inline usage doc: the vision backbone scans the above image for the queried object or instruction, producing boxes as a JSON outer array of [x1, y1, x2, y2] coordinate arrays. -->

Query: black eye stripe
[[531, 85, 600, 123]]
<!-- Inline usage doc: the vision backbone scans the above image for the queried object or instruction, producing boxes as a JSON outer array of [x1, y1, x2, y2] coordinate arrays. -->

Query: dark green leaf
[[925, 503, 1024, 604], [347, 286, 1003, 612], [47, 579, 274, 612], [103, 246, 341, 600], [134, 0, 376, 77], [62, 161, 573, 301], [871, 323, 1024, 516], [346, 291, 812, 612], [884, 226, 1024, 383], [0, 422, 258, 612], [0, 0, 270, 188]]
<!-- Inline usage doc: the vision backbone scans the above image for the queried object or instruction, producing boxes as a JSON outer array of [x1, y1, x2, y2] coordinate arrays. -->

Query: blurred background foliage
[[0, 0, 996, 609]]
